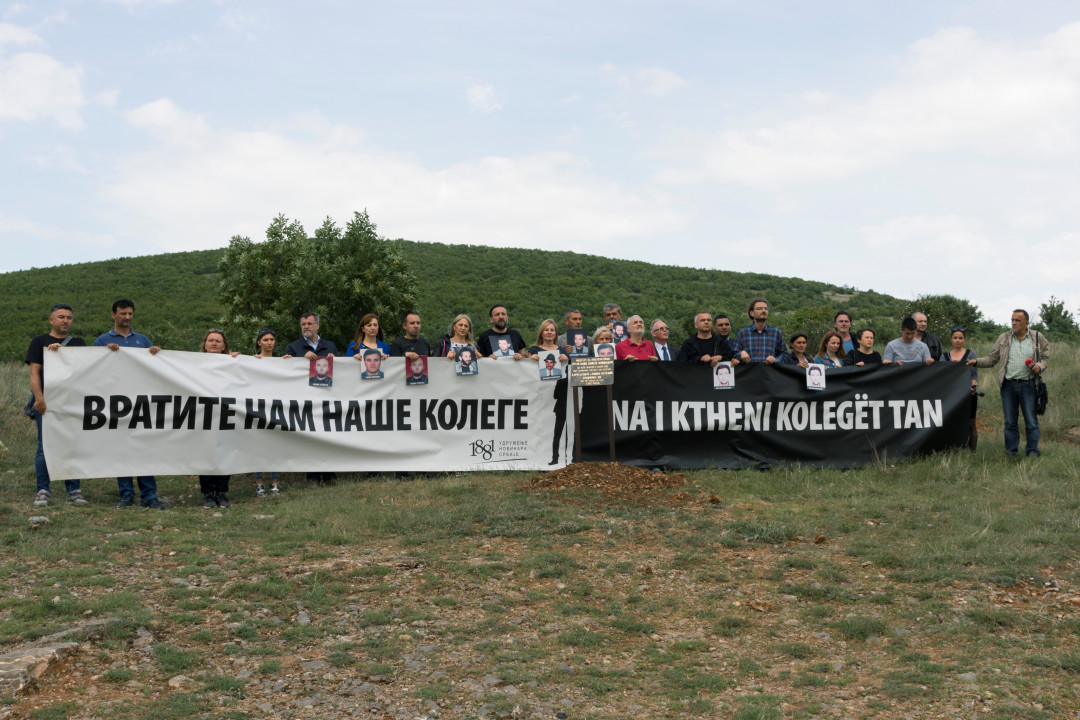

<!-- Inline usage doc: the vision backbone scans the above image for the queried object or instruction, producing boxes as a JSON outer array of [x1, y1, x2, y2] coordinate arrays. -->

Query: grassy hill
[[0, 241, 910, 361]]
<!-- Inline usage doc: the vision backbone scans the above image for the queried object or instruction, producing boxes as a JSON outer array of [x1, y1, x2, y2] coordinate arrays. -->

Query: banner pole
[[606, 385, 615, 463]]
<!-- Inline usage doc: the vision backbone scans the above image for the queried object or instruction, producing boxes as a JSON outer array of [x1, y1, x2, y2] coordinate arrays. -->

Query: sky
[[3, 0, 1079, 323]]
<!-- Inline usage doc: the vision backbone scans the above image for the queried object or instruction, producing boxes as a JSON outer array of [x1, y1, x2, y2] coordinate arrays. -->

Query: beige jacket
[[974, 330, 1050, 385]]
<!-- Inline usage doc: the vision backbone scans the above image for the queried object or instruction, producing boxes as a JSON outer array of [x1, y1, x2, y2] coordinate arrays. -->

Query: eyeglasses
[[258, 327, 275, 335], [951, 326, 965, 332], [653, 326, 669, 332]]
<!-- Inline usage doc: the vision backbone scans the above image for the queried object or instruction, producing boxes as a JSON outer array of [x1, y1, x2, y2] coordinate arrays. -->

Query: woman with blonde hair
[[529, 319, 569, 362], [434, 314, 475, 360]]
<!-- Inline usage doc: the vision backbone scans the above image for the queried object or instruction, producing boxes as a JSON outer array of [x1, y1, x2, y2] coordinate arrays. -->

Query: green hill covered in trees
[[1, 239, 922, 362]]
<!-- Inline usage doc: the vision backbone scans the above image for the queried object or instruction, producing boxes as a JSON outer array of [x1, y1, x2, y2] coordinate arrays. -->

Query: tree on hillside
[[902, 294, 988, 341], [1036, 296, 1079, 339], [218, 211, 417, 351]]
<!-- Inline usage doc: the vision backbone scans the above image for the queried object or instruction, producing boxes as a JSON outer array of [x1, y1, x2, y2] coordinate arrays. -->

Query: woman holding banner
[[942, 327, 979, 452], [199, 329, 237, 508], [251, 327, 281, 496], [434, 314, 475, 360], [346, 314, 391, 360], [813, 332, 846, 369]]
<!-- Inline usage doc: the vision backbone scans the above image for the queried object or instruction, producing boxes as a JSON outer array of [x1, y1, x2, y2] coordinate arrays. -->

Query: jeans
[[1000, 379, 1040, 455], [254, 472, 279, 482], [35, 412, 79, 495], [118, 476, 158, 504]]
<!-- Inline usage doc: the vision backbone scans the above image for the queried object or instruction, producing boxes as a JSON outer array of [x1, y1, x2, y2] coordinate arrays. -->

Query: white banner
[[43, 348, 571, 478]]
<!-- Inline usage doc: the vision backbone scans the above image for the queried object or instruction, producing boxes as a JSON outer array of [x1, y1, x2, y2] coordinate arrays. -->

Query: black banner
[[577, 363, 972, 468]]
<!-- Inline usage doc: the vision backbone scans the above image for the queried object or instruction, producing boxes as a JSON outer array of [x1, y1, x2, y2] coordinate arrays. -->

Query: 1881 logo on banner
[[470, 439, 494, 460]]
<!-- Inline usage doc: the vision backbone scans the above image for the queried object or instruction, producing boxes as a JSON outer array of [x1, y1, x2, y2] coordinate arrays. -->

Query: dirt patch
[[1063, 426, 1080, 444], [526, 462, 702, 504]]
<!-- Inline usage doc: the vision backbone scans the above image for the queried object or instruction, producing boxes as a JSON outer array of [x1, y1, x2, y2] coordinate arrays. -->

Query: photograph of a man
[[594, 343, 615, 358], [540, 353, 563, 380], [806, 364, 825, 390], [492, 335, 514, 358], [567, 329, 589, 357], [713, 362, 734, 390], [457, 346, 479, 376], [406, 356, 428, 385], [361, 349, 384, 379], [310, 356, 333, 387], [611, 321, 627, 344]]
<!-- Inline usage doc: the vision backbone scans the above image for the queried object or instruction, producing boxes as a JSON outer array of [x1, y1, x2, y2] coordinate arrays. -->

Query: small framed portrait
[[309, 355, 333, 387], [456, 346, 479, 376], [360, 348, 384, 379], [539, 353, 563, 380], [594, 342, 616, 358], [491, 334, 514, 358], [567, 329, 589, 357], [713, 361, 734, 390], [806, 364, 826, 391], [611, 321, 628, 344], [405, 356, 428, 385]]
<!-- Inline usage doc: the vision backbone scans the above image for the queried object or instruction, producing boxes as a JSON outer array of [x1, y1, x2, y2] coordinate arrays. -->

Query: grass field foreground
[[0, 359, 1079, 719]]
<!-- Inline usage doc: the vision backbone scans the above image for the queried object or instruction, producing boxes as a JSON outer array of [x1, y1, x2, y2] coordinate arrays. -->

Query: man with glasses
[[734, 298, 786, 365], [282, 312, 338, 359], [650, 319, 676, 360], [26, 303, 89, 507]]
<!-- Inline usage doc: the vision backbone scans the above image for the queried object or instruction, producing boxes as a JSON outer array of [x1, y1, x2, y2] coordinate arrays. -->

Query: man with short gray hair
[[283, 312, 338, 359], [912, 312, 942, 363]]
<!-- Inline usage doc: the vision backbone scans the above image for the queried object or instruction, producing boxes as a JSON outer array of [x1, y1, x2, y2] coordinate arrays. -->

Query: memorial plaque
[[570, 357, 614, 387]]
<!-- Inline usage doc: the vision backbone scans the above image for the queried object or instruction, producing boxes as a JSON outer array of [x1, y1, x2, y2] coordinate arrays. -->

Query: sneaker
[[203, 493, 217, 509], [34, 490, 49, 507], [66, 491, 89, 506], [255, 484, 267, 498], [270, 483, 281, 495], [144, 498, 165, 510], [216, 493, 231, 508], [116, 495, 134, 507]]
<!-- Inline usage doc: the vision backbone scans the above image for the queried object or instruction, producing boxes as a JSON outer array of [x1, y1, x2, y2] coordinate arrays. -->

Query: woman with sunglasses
[[941, 326, 979, 451]]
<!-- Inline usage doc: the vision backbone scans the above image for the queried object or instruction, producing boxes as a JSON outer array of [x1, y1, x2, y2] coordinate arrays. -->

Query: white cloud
[[466, 84, 502, 114], [219, 8, 256, 39], [1031, 233, 1080, 282], [95, 88, 120, 107], [860, 215, 993, 264], [636, 67, 688, 96], [660, 23, 1080, 188], [99, 102, 685, 257], [0, 51, 84, 128], [0, 211, 115, 257], [124, 97, 210, 147], [600, 63, 688, 96], [2, 5, 29, 20], [0, 21, 40, 47], [29, 145, 87, 173]]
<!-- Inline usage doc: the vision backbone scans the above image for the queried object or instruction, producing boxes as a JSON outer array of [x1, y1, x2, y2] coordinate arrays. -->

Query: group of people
[[25, 297, 1051, 509]]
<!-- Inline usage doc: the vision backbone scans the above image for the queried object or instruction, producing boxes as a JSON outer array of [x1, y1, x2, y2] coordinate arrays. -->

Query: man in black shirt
[[680, 311, 736, 367], [25, 303, 88, 507], [477, 304, 526, 358], [913, 312, 942, 362], [388, 312, 431, 358]]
